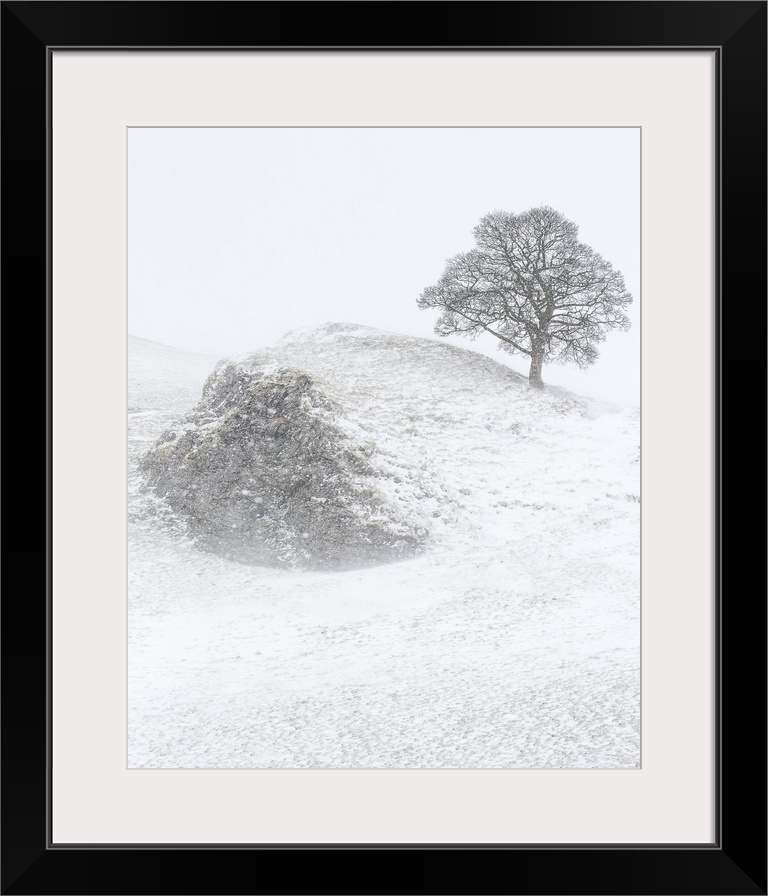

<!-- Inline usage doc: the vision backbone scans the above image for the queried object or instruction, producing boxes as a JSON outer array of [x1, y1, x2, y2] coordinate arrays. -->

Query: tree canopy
[[417, 206, 633, 387]]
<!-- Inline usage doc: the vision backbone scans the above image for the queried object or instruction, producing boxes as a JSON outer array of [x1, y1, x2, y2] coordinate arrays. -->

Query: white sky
[[128, 127, 640, 405]]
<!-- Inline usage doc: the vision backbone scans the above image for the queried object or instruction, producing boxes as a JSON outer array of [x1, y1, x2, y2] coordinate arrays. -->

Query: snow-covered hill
[[128, 325, 639, 768]]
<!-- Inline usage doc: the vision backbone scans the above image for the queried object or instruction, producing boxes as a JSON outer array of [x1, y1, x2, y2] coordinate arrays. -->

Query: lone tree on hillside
[[417, 206, 633, 387]]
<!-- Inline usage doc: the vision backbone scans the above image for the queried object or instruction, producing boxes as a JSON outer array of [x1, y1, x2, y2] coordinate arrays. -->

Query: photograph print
[[128, 127, 640, 769]]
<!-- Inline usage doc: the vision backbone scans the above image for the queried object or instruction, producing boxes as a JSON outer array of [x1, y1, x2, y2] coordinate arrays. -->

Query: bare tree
[[417, 206, 633, 387]]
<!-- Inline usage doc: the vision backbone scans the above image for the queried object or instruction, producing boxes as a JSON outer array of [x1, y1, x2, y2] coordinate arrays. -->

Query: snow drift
[[129, 325, 640, 769]]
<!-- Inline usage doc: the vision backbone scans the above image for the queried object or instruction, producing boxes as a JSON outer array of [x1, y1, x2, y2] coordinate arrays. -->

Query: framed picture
[[3, 2, 764, 893]]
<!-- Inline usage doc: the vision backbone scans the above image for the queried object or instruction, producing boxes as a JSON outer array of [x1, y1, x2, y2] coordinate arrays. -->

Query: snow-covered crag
[[140, 355, 427, 570], [139, 322, 636, 573]]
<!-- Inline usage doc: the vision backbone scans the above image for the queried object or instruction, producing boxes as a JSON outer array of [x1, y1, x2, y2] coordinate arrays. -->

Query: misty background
[[128, 127, 640, 405]]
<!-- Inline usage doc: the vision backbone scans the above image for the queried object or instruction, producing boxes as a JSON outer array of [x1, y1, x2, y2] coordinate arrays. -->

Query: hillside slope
[[128, 325, 640, 769]]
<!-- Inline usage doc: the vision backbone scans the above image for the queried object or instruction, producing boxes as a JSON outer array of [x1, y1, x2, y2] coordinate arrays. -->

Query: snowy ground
[[128, 326, 640, 768]]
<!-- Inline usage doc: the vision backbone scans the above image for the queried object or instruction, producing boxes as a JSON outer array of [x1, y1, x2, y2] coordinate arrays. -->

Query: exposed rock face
[[140, 359, 427, 571]]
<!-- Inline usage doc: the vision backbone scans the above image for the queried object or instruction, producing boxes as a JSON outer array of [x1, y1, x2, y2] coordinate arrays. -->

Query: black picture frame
[[2, 2, 765, 893]]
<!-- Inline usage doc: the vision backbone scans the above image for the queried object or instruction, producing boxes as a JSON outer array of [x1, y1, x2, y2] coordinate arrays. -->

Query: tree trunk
[[528, 350, 544, 388]]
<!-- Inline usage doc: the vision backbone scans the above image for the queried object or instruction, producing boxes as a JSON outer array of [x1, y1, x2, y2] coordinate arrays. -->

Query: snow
[[128, 325, 640, 768]]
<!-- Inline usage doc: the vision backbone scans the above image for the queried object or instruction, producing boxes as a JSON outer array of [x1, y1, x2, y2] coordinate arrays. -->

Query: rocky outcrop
[[140, 359, 427, 571]]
